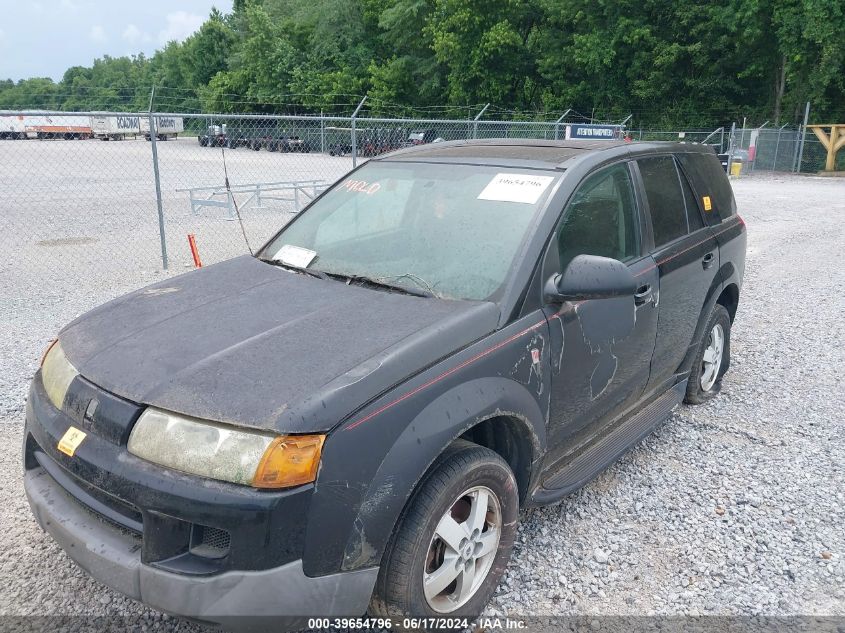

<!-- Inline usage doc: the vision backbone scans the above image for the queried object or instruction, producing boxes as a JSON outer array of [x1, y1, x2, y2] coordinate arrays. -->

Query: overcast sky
[[0, 0, 234, 81]]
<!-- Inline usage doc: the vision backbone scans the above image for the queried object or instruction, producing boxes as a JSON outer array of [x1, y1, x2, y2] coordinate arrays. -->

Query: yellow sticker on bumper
[[703, 195, 713, 211], [58, 426, 87, 457]]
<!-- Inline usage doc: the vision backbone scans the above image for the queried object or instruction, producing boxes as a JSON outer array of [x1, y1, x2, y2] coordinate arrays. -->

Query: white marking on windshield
[[274, 244, 317, 268], [477, 173, 554, 204]]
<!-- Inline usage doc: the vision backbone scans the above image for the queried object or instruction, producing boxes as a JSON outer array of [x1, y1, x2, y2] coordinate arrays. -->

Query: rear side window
[[677, 152, 737, 223], [638, 156, 688, 246]]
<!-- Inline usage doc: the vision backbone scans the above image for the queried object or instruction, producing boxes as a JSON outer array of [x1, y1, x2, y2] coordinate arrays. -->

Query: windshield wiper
[[325, 273, 434, 298], [260, 258, 328, 280]]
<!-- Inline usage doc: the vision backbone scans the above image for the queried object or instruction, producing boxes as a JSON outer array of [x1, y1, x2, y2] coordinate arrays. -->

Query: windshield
[[261, 161, 558, 300]]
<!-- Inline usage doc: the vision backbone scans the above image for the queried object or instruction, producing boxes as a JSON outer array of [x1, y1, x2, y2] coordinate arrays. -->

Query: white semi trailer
[[141, 115, 184, 140], [0, 115, 26, 139], [91, 115, 142, 140]]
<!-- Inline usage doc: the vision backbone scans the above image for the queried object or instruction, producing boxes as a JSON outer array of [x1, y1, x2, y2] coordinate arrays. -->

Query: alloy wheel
[[423, 485, 501, 613], [700, 323, 725, 391]]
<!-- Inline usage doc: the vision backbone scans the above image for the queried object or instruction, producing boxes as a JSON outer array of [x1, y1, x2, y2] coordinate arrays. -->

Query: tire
[[370, 440, 518, 623], [685, 304, 731, 404]]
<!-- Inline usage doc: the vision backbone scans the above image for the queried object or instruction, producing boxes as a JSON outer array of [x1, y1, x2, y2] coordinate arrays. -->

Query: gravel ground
[[0, 171, 843, 627]]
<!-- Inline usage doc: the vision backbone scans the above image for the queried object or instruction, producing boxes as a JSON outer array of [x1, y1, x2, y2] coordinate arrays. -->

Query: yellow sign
[[58, 426, 87, 457], [702, 196, 713, 211]]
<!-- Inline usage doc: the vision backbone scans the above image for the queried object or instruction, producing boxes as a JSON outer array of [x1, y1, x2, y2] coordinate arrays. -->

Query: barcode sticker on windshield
[[477, 173, 555, 204], [275, 244, 317, 268]]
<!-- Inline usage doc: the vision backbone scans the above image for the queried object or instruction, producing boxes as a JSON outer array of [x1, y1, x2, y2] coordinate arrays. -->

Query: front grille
[[34, 450, 143, 535], [190, 525, 231, 559], [78, 496, 142, 541]]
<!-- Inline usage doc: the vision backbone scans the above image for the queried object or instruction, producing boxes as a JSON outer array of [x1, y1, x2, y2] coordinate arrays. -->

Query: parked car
[[24, 139, 745, 627]]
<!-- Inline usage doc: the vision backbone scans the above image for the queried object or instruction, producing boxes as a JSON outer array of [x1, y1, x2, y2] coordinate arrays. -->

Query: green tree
[[426, 0, 543, 109], [1, 0, 843, 125], [365, 0, 446, 112], [183, 8, 236, 87], [0, 78, 61, 109]]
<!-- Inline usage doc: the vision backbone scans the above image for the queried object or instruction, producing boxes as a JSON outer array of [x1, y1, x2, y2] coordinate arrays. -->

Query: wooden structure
[[806, 124, 845, 172]]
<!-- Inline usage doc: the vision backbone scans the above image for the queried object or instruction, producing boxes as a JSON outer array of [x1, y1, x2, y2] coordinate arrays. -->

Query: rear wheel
[[685, 304, 731, 404], [370, 440, 517, 621]]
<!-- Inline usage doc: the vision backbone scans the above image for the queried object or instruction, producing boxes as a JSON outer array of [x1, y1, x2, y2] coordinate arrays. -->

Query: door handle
[[634, 284, 653, 305], [702, 252, 715, 270]]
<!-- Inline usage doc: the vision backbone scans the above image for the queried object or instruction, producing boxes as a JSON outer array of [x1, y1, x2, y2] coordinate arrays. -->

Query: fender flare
[[679, 261, 738, 374], [336, 376, 546, 572]]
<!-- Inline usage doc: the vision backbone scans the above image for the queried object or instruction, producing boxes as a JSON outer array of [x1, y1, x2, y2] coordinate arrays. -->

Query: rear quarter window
[[677, 152, 737, 223]]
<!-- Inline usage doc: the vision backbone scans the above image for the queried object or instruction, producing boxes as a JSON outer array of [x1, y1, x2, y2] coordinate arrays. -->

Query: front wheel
[[370, 440, 517, 621], [685, 304, 731, 404]]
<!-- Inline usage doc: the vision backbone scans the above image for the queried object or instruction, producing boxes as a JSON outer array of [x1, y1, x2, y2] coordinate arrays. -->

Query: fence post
[[727, 122, 736, 175], [553, 109, 571, 141], [720, 127, 725, 153], [750, 121, 769, 174], [472, 103, 490, 140], [796, 101, 811, 173], [773, 123, 787, 171], [351, 96, 367, 168], [148, 88, 168, 270], [320, 109, 325, 154]]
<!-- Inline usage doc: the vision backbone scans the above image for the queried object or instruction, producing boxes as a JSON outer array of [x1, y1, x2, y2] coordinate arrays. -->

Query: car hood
[[59, 256, 499, 433]]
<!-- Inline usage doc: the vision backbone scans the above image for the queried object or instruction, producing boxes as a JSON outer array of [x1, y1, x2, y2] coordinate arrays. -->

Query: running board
[[532, 380, 686, 505]]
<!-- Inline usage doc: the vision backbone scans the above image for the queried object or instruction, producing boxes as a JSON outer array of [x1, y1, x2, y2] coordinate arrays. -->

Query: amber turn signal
[[252, 434, 326, 489]]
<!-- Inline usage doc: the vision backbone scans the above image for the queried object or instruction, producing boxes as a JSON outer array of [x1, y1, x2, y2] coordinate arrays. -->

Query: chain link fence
[[633, 125, 834, 173], [0, 108, 836, 310], [0, 110, 604, 299]]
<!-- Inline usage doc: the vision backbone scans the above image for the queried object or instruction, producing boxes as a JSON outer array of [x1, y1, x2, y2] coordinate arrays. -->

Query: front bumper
[[25, 467, 377, 623], [23, 373, 378, 624]]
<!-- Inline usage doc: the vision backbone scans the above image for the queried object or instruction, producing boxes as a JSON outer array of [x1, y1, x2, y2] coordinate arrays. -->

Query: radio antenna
[[220, 143, 254, 256]]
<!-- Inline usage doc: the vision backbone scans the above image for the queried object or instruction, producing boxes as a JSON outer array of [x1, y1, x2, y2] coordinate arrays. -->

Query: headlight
[[40, 340, 79, 411], [127, 407, 325, 489]]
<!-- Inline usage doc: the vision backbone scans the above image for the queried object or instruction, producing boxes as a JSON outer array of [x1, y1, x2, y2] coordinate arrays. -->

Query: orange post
[[187, 234, 203, 268]]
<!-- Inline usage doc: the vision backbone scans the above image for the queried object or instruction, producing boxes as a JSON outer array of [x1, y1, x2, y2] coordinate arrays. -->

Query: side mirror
[[544, 254, 637, 303]]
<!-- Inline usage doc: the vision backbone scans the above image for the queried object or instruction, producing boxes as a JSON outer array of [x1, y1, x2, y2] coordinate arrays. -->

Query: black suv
[[24, 140, 745, 625]]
